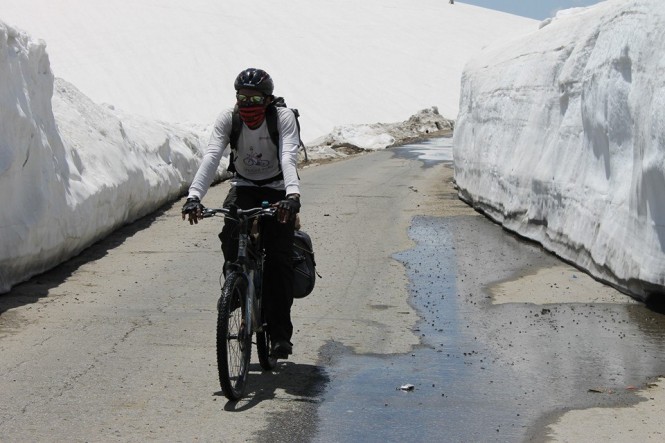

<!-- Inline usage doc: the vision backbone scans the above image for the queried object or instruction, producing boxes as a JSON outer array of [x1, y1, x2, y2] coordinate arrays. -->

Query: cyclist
[[181, 68, 301, 359]]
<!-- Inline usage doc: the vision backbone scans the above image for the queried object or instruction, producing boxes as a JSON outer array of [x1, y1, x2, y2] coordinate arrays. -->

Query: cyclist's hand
[[274, 195, 300, 224], [182, 196, 205, 224]]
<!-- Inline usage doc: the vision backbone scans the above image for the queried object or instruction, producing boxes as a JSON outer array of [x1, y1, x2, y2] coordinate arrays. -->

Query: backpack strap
[[228, 106, 242, 173], [268, 104, 308, 167], [265, 104, 280, 149], [291, 108, 309, 162], [267, 103, 303, 178]]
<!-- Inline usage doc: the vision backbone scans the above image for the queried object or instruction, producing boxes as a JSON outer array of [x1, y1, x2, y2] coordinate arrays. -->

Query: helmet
[[234, 68, 274, 95]]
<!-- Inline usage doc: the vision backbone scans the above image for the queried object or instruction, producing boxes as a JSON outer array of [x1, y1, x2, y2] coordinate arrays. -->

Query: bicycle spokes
[[217, 274, 251, 400]]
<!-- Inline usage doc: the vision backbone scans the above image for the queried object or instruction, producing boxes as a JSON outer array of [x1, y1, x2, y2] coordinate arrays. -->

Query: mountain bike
[[202, 203, 278, 400]]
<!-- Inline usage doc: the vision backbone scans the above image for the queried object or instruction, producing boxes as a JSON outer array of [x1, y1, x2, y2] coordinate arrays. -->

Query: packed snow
[[0, 1, 536, 293], [454, 0, 665, 300], [2, 0, 663, 301], [0, 24, 208, 293], [0, 0, 534, 143]]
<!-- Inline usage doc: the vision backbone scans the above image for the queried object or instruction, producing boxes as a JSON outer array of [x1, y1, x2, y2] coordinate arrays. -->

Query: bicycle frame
[[203, 203, 278, 400], [204, 204, 274, 333]]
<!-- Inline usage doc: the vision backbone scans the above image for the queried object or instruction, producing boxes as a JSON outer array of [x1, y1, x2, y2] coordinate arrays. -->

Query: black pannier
[[292, 230, 317, 298]]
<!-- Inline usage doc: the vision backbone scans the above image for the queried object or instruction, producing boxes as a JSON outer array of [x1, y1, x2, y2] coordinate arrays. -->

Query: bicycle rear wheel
[[256, 322, 277, 371], [217, 273, 251, 400]]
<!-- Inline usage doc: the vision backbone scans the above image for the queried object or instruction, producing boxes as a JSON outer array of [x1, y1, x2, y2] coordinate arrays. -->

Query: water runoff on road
[[310, 136, 665, 442]]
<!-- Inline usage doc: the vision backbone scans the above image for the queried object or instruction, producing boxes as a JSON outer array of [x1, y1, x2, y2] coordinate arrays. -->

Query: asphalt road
[[0, 143, 457, 442], [2, 140, 665, 442]]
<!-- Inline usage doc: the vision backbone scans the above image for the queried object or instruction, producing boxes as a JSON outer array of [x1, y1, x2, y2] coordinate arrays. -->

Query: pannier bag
[[293, 230, 317, 298]]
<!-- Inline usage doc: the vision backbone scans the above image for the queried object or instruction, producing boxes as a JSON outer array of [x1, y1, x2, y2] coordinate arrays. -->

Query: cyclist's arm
[[188, 109, 233, 200], [277, 108, 301, 197]]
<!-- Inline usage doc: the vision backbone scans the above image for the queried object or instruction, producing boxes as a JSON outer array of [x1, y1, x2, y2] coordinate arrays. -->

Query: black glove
[[275, 196, 301, 223], [182, 196, 205, 224], [277, 198, 301, 214], [182, 196, 204, 214]]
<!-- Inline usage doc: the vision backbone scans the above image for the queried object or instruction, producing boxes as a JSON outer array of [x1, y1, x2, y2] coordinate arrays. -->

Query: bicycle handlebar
[[202, 205, 276, 221]]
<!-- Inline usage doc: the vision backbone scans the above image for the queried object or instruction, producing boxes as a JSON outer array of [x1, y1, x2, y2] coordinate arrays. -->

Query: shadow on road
[[216, 361, 328, 441], [0, 203, 174, 317], [218, 361, 328, 412]]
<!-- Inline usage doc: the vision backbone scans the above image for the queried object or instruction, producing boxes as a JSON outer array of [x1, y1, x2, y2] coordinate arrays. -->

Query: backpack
[[292, 230, 318, 299], [228, 97, 308, 182]]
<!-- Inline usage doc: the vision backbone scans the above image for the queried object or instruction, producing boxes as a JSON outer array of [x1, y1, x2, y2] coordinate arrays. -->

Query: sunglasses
[[236, 94, 266, 104]]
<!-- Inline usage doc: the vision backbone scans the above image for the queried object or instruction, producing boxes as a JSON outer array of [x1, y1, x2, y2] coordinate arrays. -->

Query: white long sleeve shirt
[[188, 106, 301, 200]]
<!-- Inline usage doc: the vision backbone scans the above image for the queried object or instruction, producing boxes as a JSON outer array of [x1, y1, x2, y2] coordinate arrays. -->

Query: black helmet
[[234, 68, 274, 95]]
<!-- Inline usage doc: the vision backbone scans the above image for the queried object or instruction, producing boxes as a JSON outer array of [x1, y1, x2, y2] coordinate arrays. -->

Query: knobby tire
[[217, 273, 251, 400], [256, 310, 277, 371]]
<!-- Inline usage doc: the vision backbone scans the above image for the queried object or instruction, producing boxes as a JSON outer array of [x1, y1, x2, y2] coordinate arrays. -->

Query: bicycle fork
[[246, 270, 258, 331]]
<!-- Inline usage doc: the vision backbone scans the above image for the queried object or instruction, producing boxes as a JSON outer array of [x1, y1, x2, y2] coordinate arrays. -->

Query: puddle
[[311, 138, 665, 442], [392, 136, 453, 166], [314, 214, 665, 442]]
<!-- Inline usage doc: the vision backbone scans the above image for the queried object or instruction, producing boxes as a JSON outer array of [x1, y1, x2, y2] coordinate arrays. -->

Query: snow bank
[[454, 0, 665, 300], [0, 19, 448, 293], [0, 20, 215, 293], [308, 107, 454, 159], [1, 0, 537, 143]]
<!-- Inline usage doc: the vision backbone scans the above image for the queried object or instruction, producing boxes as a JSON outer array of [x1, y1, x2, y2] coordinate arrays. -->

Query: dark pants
[[220, 186, 295, 343]]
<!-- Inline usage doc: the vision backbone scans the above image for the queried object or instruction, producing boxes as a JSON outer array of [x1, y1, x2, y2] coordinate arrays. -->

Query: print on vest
[[242, 147, 271, 170]]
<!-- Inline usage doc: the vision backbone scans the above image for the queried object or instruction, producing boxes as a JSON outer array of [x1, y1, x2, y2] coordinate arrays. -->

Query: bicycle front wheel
[[217, 273, 251, 400]]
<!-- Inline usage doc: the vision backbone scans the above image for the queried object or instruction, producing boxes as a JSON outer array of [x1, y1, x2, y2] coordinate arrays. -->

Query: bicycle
[[202, 203, 278, 400]]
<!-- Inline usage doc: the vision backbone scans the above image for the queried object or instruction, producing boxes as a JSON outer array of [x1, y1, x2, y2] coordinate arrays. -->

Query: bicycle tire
[[217, 273, 251, 400], [256, 317, 277, 370]]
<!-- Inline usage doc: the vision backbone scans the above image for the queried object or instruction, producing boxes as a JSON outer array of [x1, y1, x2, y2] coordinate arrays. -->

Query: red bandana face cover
[[238, 105, 266, 129]]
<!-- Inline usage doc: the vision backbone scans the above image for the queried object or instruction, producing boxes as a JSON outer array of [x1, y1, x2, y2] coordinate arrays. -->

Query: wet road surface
[[3, 136, 664, 442], [311, 138, 665, 442]]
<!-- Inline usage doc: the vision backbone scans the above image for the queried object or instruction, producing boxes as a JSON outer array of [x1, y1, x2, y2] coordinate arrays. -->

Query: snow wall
[[0, 21, 212, 293], [454, 0, 665, 302]]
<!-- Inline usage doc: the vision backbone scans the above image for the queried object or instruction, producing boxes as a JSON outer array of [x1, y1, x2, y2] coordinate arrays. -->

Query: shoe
[[270, 340, 293, 359]]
